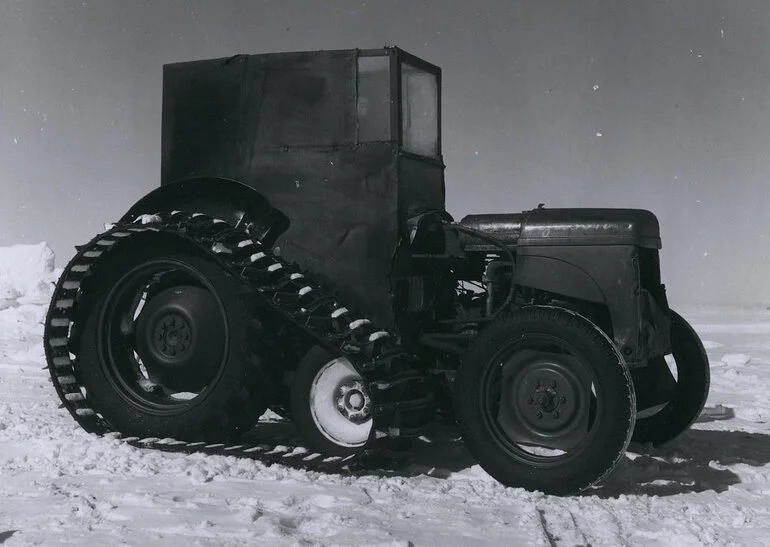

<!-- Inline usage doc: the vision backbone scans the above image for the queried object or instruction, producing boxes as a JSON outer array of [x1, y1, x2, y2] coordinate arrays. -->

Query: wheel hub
[[526, 379, 570, 421], [135, 285, 226, 392], [154, 314, 192, 357], [497, 349, 592, 451], [336, 381, 372, 423]]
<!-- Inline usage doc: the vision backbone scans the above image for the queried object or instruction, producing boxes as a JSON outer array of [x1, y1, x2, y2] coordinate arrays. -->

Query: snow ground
[[2, 245, 770, 546]]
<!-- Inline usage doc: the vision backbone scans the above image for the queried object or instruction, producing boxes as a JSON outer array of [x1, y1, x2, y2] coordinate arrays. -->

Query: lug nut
[[553, 411, 560, 418], [551, 380, 557, 388], [536, 411, 543, 419], [527, 397, 533, 404], [560, 395, 567, 403]]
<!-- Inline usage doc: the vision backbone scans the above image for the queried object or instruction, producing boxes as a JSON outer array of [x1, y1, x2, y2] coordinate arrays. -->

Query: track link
[[44, 211, 434, 470]]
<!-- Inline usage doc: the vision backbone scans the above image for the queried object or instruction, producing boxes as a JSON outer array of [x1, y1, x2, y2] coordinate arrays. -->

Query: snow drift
[[0, 243, 60, 338], [0, 242, 58, 309]]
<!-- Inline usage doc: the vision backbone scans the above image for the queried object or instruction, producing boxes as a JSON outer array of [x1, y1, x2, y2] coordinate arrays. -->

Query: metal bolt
[[551, 380, 557, 388], [553, 411, 560, 419], [536, 411, 543, 419], [527, 397, 533, 404], [560, 395, 567, 403]]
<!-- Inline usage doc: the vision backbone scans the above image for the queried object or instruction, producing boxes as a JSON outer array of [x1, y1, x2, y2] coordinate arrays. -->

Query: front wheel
[[454, 306, 636, 495], [632, 310, 710, 445]]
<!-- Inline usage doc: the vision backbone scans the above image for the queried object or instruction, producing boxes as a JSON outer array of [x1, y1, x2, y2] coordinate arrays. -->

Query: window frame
[[396, 49, 442, 162], [356, 49, 394, 143], [355, 48, 442, 162]]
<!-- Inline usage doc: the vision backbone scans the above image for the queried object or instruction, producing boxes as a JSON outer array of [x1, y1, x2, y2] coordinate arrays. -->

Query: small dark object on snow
[[44, 47, 709, 495]]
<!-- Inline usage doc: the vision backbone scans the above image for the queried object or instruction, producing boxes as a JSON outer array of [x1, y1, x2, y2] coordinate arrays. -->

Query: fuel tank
[[459, 208, 661, 250]]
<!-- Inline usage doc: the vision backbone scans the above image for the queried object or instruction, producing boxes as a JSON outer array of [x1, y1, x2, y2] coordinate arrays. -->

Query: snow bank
[[0, 242, 58, 310]]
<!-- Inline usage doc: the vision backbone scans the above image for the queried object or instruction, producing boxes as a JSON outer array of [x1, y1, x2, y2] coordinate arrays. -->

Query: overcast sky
[[1, 0, 769, 306]]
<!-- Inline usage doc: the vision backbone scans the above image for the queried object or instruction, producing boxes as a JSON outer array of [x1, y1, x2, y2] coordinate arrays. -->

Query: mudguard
[[513, 254, 606, 305], [120, 177, 289, 247]]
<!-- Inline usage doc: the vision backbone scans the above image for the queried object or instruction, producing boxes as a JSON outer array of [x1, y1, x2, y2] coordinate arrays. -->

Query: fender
[[514, 248, 653, 364], [513, 254, 606, 305], [120, 177, 290, 247]]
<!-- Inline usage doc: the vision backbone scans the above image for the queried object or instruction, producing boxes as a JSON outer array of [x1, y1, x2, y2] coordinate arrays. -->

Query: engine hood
[[459, 208, 661, 250]]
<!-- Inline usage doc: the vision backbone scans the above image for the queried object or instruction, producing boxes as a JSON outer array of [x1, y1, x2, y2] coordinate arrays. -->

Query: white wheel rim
[[309, 357, 373, 448]]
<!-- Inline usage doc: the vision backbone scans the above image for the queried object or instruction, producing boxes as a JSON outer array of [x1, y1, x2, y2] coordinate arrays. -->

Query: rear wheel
[[290, 346, 374, 456], [632, 310, 710, 445], [454, 306, 635, 495], [76, 234, 269, 441]]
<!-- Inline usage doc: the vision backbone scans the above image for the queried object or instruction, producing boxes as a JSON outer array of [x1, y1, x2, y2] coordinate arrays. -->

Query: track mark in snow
[[537, 509, 559, 547], [537, 506, 590, 546], [359, 486, 374, 505], [537, 499, 632, 547], [575, 503, 629, 546]]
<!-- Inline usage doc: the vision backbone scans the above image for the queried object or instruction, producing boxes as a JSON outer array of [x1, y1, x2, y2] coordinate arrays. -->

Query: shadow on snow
[[154, 405, 770, 498], [404, 420, 770, 499]]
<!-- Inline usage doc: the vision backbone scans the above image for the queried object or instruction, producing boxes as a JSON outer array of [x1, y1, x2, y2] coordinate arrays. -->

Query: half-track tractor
[[44, 47, 710, 495]]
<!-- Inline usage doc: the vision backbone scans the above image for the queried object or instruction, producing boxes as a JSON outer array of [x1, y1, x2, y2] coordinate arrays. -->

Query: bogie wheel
[[455, 306, 636, 495], [290, 346, 374, 456], [76, 234, 269, 441], [632, 309, 710, 445]]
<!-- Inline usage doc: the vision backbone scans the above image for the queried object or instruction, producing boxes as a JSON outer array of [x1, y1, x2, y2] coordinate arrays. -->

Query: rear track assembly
[[44, 211, 435, 472]]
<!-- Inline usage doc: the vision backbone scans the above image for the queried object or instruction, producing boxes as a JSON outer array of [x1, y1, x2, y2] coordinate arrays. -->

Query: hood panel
[[460, 208, 661, 250]]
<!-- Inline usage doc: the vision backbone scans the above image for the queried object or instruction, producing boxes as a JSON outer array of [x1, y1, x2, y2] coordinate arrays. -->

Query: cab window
[[357, 55, 391, 142], [401, 63, 438, 158]]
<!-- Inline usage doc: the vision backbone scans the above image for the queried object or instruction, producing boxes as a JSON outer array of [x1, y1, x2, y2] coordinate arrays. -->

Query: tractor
[[44, 47, 710, 495]]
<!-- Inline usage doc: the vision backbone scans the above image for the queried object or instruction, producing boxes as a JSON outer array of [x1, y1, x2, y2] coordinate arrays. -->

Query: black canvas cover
[[160, 49, 445, 327]]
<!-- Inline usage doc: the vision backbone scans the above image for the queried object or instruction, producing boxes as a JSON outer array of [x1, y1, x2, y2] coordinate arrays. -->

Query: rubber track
[[44, 211, 435, 471]]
